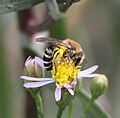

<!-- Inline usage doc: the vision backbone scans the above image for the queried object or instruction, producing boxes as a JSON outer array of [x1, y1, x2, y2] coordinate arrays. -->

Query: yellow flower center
[[51, 47, 80, 88]]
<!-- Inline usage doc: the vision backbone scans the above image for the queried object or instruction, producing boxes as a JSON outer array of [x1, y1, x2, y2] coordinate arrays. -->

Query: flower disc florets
[[51, 60, 80, 88]]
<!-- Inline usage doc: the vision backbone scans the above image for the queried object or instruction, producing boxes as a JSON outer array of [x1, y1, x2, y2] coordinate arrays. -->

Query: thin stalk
[[33, 92, 44, 118], [80, 98, 95, 118], [68, 101, 74, 118], [56, 107, 65, 118], [84, 98, 95, 113]]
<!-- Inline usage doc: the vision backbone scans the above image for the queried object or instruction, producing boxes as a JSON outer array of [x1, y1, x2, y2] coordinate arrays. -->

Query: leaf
[[45, 0, 65, 20], [0, 0, 44, 14], [76, 89, 112, 118]]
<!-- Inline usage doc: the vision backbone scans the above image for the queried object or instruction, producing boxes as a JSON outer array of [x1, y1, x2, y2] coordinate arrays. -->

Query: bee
[[36, 37, 85, 71]]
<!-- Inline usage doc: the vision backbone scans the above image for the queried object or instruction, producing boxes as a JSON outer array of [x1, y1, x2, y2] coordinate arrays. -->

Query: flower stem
[[56, 106, 65, 118], [80, 98, 95, 118], [33, 92, 44, 118], [68, 101, 74, 118], [84, 98, 95, 113]]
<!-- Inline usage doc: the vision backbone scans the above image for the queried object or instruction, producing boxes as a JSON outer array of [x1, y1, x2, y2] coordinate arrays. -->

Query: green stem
[[33, 92, 44, 118], [56, 107, 65, 118], [77, 89, 112, 118], [68, 101, 73, 118], [80, 97, 95, 118], [84, 98, 95, 113]]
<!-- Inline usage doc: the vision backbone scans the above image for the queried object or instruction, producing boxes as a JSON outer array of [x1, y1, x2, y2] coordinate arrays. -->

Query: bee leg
[[53, 62, 57, 74]]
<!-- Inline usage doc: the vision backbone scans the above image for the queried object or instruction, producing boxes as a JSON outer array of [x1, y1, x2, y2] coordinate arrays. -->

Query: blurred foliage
[[0, 13, 25, 118], [50, 19, 67, 39], [0, 0, 44, 13], [0, 29, 12, 118]]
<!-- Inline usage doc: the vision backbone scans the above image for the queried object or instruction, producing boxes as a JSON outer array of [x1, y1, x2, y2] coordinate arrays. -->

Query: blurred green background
[[0, 0, 120, 118]]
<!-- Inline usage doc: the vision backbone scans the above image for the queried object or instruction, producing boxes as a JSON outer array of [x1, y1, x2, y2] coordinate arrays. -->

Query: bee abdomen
[[43, 46, 54, 71]]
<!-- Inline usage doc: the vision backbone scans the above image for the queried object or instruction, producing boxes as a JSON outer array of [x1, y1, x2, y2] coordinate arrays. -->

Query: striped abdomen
[[43, 46, 54, 71]]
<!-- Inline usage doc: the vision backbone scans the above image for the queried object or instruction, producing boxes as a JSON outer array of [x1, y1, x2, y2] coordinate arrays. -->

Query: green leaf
[[45, 0, 64, 20], [76, 89, 112, 118], [0, 34, 12, 118], [0, 0, 44, 14], [50, 19, 67, 39]]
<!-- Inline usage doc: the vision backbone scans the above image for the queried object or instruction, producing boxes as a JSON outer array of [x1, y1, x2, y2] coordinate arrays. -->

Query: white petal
[[80, 65, 98, 74], [55, 84, 61, 101], [35, 59, 38, 72], [35, 56, 45, 69], [21, 76, 53, 81], [67, 88, 74, 96], [25, 56, 32, 66], [63, 84, 71, 88], [77, 65, 99, 78], [63, 84, 75, 95], [23, 81, 54, 88], [78, 74, 99, 78], [71, 80, 77, 88]]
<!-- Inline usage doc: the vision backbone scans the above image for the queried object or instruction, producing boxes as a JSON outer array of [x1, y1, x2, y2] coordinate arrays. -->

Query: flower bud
[[90, 74, 108, 100], [22, 56, 44, 94], [23, 56, 44, 78]]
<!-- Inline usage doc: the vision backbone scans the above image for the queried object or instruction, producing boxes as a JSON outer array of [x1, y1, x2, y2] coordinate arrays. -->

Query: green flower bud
[[90, 74, 108, 100]]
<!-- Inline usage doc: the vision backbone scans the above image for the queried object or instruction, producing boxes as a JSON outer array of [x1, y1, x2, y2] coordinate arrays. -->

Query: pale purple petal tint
[[23, 80, 54, 88], [21, 76, 53, 81], [67, 89, 74, 95], [55, 84, 61, 101], [79, 74, 99, 78], [35, 56, 45, 69], [24, 56, 44, 72], [71, 80, 77, 88], [63, 84, 75, 96], [77, 65, 99, 78], [25, 56, 32, 66], [63, 84, 71, 88], [79, 65, 98, 75], [35, 58, 38, 72]]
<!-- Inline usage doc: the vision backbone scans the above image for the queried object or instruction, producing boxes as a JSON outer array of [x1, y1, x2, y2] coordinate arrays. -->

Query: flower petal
[[67, 88, 74, 96], [77, 65, 99, 78], [80, 65, 99, 74], [20, 76, 53, 81], [79, 74, 99, 78], [55, 84, 61, 101], [25, 56, 32, 66], [35, 56, 45, 69], [63, 84, 75, 95], [35, 59, 38, 72], [71, 80, 77, 88], [23, 80, 54, 88], [63, 84, 71, 88]]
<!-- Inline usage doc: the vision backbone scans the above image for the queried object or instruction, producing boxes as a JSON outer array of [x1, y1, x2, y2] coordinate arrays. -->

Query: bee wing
[[36, 37, 71, 48]]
